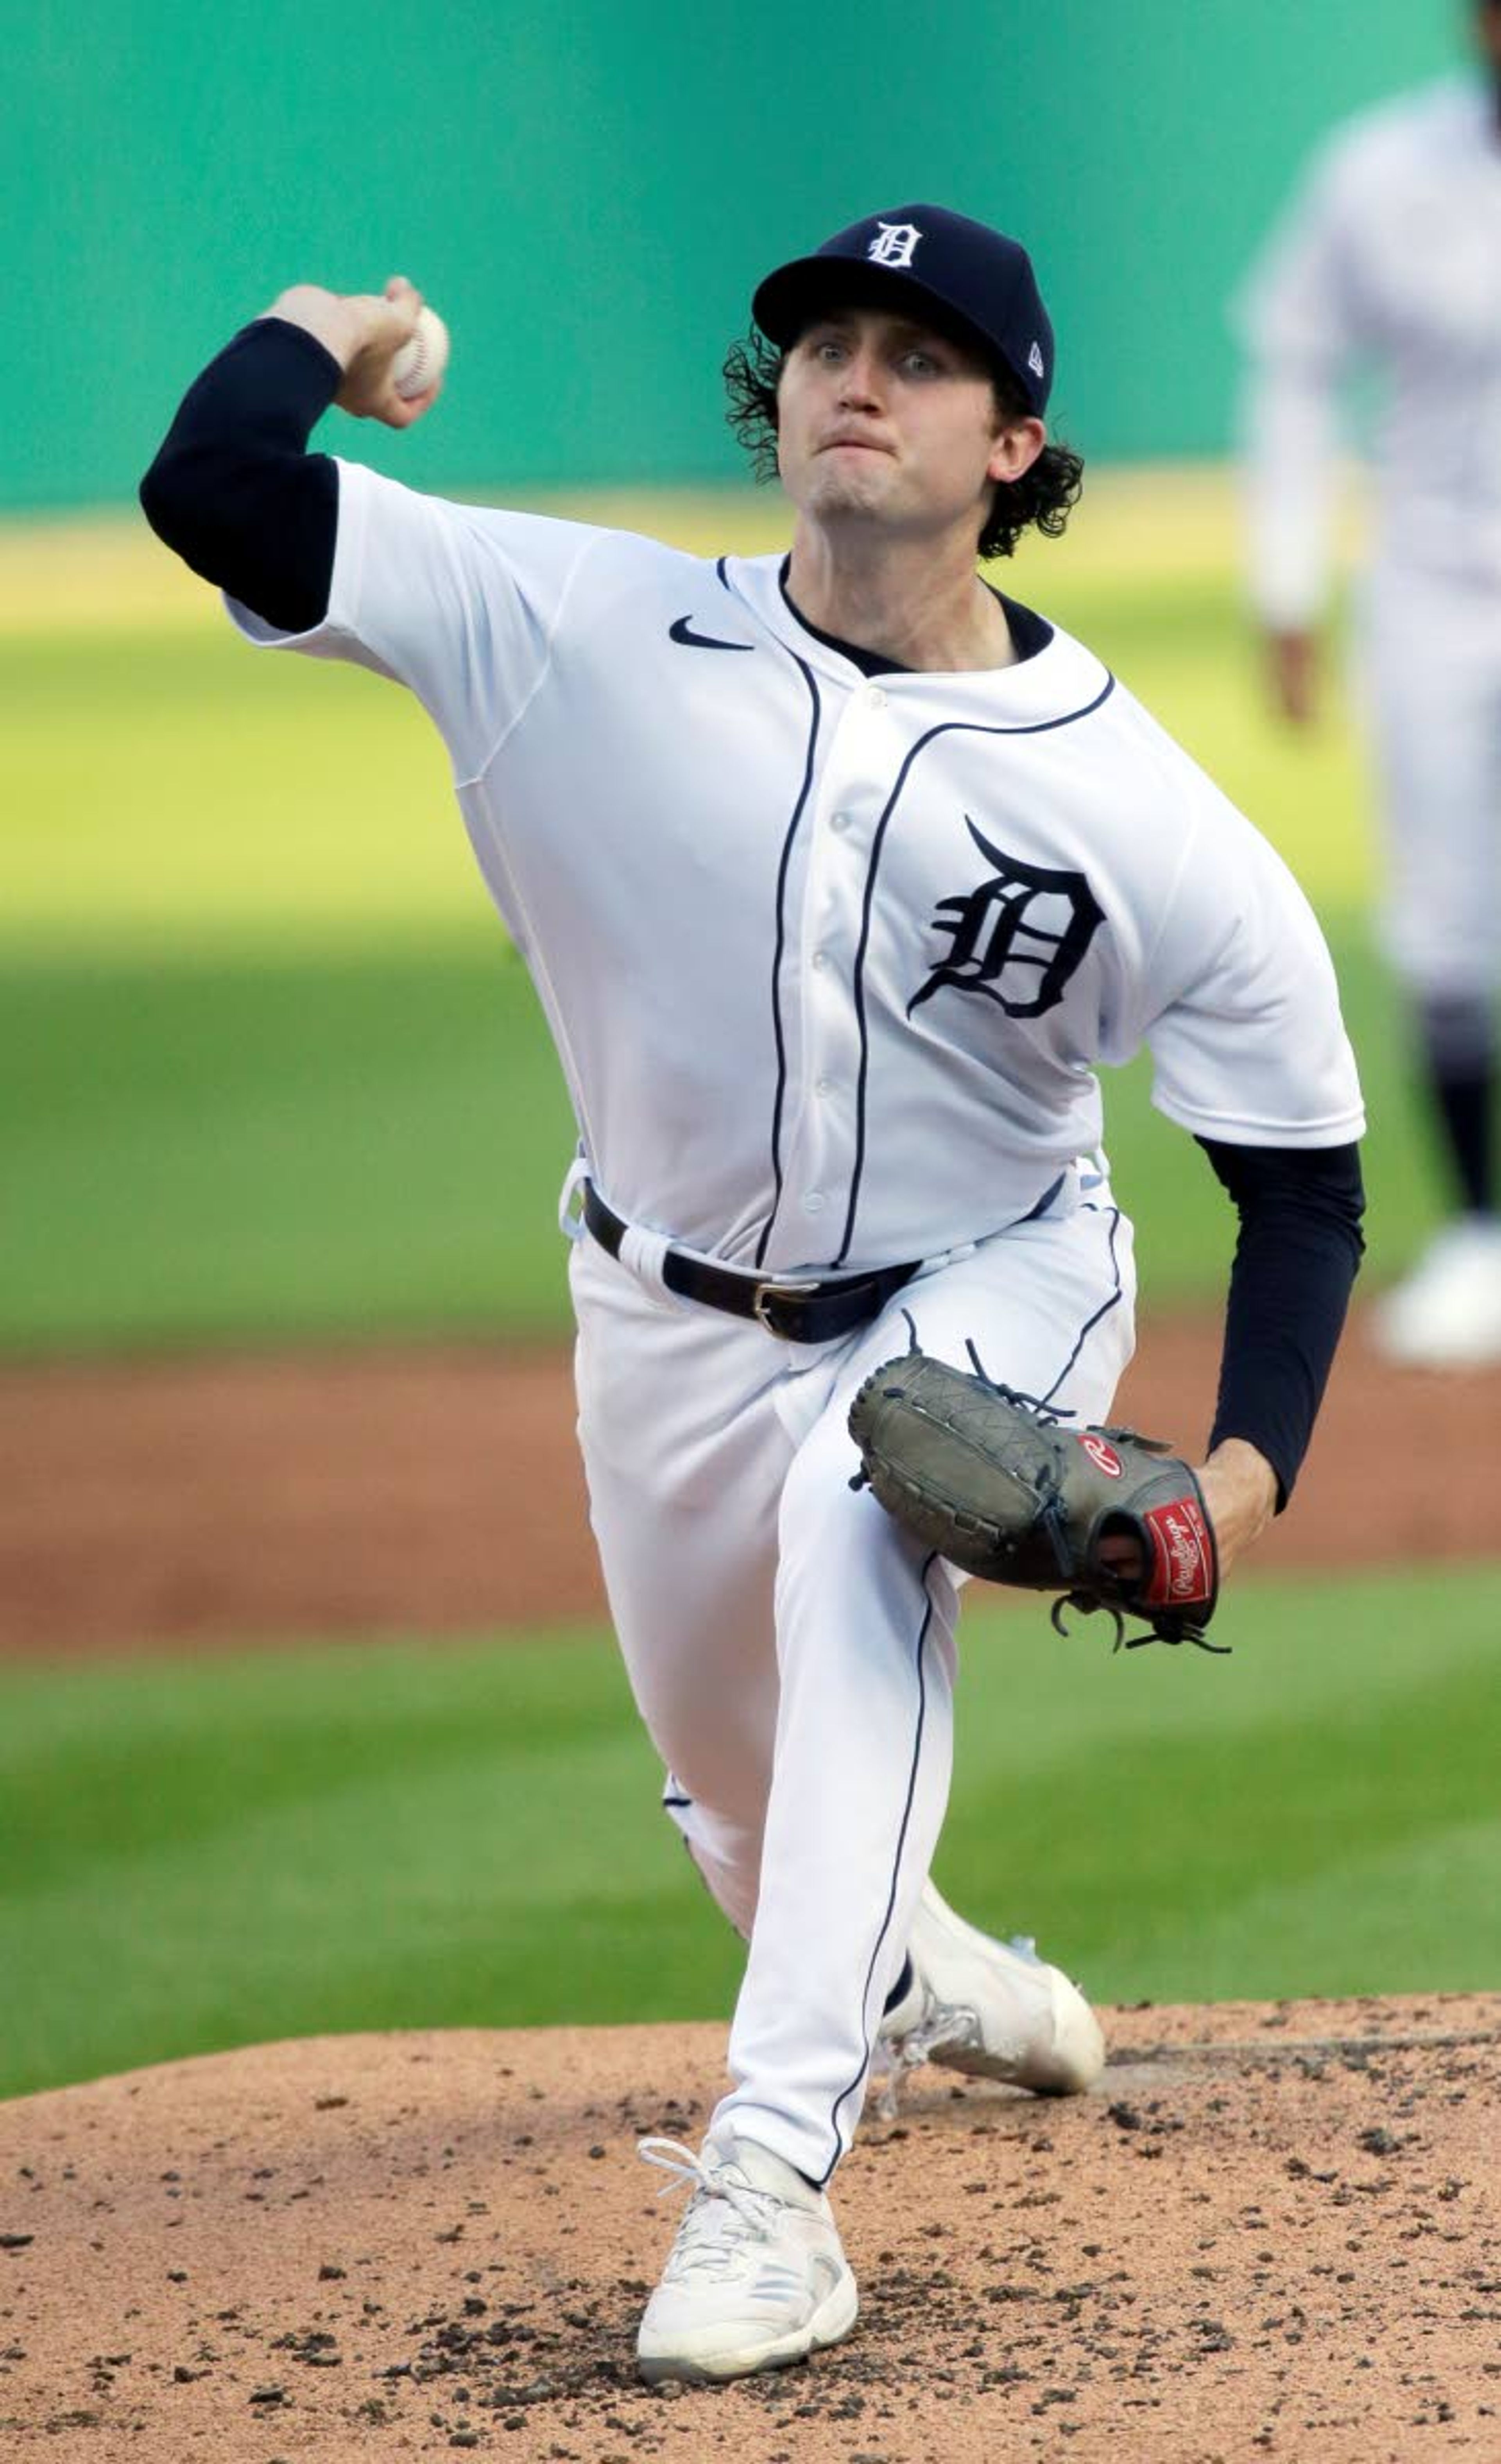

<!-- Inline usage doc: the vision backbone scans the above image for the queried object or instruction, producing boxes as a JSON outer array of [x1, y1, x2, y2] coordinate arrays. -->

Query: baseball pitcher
[[141, 203, 1366, 2383]]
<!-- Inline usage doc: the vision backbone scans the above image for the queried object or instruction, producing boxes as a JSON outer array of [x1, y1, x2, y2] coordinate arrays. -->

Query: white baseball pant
[[567, 1166, 1136, 2185], [1354, 562, 1501, 999]]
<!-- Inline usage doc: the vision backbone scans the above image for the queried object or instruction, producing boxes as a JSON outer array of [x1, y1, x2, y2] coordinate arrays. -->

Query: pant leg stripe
[[817, 1549, 939, 2187], [1039, 1203, 1125, 1408]]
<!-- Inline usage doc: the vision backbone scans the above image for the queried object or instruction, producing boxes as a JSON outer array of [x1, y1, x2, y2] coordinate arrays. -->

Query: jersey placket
[[777, 680, 899, 1267]]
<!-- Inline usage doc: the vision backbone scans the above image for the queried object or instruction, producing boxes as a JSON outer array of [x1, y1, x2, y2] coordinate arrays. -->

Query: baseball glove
[[847, 1348, 1223, 1651]]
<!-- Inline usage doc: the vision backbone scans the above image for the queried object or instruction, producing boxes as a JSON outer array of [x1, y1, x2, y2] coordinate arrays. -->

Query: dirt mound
[[2, 1998, 1497, 2460], [3, 1305, 1498, 1657]]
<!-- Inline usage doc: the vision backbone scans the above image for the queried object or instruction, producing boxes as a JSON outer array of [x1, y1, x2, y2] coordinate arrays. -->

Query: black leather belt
[[582, 1183, 921, 1345]]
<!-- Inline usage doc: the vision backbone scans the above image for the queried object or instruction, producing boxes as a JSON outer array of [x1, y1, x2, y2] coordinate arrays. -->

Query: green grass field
[[3, 1566, 1497, 2102], [0, 473, 1439, 1352], [0, 919, 1440, 1349], [4, 477, 1490, 2105]]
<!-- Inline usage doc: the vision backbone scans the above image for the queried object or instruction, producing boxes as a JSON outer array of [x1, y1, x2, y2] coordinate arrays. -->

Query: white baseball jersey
[[1237, 75, 1501, 626], [229, 460, 1363, 1274]]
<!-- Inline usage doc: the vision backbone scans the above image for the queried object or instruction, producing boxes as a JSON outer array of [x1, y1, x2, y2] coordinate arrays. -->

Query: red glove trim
[[1139, 1497, 1216, 1613]]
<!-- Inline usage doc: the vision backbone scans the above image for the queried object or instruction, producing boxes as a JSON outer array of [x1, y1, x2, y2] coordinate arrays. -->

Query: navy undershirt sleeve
[[138, 319, 342, 634], [1197, 1137, 1365, 1507]]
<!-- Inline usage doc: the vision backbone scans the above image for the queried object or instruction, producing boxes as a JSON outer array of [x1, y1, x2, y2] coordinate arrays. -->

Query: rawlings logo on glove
[[847, 1348, 1224, 1652]]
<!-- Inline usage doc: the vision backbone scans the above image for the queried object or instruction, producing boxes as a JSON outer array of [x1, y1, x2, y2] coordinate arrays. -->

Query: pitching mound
[[3, 1998, 1497, 2461]]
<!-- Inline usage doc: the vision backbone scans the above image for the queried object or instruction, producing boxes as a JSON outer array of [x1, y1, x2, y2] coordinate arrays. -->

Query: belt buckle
[[752, 1275, 824, 1338]]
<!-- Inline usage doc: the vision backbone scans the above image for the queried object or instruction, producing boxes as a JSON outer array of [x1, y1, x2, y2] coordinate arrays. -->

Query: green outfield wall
[[14, 1, 1461, 511]]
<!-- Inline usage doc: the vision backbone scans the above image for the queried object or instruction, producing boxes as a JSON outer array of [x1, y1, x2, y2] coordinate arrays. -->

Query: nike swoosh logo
[[669, 615, 755, 652]]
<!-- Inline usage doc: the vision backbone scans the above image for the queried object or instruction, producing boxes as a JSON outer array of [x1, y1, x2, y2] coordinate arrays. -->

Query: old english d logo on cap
[[867, 220, 922, 269], [751, 202, 1057, 413]]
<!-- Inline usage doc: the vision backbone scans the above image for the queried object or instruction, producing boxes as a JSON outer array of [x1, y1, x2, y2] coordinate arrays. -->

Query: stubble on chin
[[799, 451, 897, 526]]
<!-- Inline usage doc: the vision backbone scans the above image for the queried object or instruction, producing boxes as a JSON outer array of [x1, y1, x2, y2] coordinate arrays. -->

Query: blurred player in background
[[1236, 2, 1501, 1366]]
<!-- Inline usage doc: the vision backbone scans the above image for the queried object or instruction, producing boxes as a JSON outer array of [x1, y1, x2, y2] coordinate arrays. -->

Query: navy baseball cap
[[752, 204, 1054, 413]]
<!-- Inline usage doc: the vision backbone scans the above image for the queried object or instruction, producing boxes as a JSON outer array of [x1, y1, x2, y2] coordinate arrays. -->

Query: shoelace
[[869, 2003, 978, 2122], [871, 1933, 1044, 2121], [637, 2137, 781, 2281]]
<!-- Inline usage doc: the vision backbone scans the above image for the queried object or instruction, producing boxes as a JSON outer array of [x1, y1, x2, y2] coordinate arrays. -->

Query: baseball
[[391, 305, 450, 402]]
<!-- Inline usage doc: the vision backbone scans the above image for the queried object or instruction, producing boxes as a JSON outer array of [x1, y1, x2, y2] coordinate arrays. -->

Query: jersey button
[[815, 1076, 835, 1097], [829, 809, 851, 833], [802, 1190, 826, 1214], [865, 686, 887, 709], [811, 948, 831, 972]]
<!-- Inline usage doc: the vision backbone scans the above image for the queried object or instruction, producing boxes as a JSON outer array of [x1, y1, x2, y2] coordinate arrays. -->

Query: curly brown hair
[[722, 326, 1083, 562]]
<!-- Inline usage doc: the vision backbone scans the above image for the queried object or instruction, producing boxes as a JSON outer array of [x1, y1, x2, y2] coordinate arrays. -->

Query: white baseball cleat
[[1372, 1218, 1501, 1369], [635, 2131, 858, 2384], [876, 1880, 1106, 2105]]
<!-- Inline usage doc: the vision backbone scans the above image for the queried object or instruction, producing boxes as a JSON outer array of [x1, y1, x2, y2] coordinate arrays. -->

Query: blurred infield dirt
[[1, 1997, 1498, 2461], [1, 1300, 1497, 1656]]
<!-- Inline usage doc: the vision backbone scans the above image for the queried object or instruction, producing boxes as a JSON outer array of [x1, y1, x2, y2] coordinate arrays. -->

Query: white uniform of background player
[[1237, 16, 1501, 1363], [141, 204, 1365, 2385]]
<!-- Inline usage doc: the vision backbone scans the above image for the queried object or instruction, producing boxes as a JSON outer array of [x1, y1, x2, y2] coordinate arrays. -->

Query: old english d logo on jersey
[[907, 817, 1105, 1021]]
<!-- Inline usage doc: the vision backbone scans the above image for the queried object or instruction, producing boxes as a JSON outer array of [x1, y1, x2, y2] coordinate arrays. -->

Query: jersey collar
[[722, 552, 1109, 721], [774, 555, 1054, 677]]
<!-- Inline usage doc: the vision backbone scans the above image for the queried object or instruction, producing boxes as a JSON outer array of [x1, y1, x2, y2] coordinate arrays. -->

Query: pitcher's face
[[776, 306, 1042, 550]]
